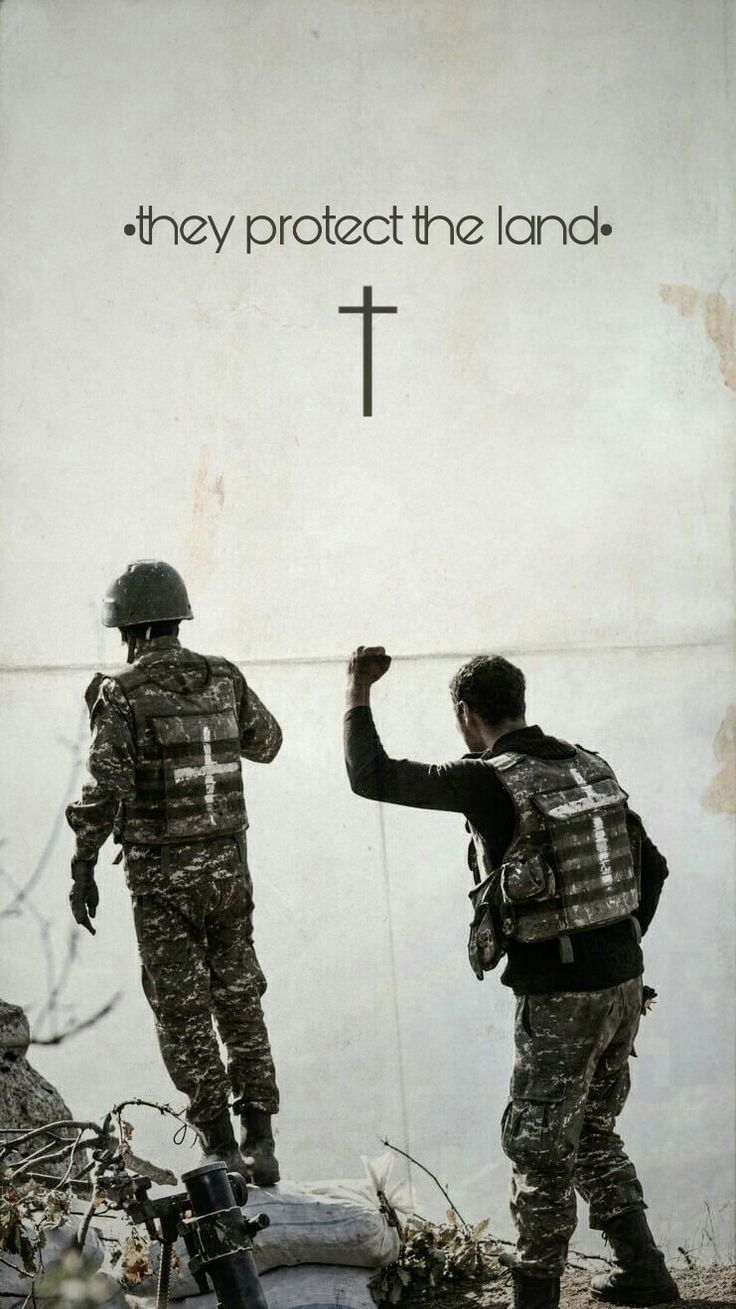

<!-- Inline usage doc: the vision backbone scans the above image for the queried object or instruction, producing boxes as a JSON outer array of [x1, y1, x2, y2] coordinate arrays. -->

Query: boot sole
[[591, 1284, 680, 1305], [248, 1171, 280, 1187]]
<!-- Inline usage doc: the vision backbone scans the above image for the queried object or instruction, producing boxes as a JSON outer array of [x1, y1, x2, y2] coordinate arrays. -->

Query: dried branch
[[0, 1122, 103, 1159], [56, 1130, 85, 1190], [20, 1174, 91, 1193], [0, 711, 102, 1058], [102, 1097, 189, 1142], [32, 930, 78, 1032], [0, 1254, 34, 1280], [76, 1172, 103, 1253], [8, 1137, 100, 1183], [382, 1137, 468, 1230], [382, 1137, 613, 1270], [0, 712, 86, 920], [31, 995, 121, 1047]]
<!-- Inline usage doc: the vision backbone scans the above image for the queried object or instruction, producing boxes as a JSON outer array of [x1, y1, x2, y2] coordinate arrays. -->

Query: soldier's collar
[[135, 635, 182, 659]]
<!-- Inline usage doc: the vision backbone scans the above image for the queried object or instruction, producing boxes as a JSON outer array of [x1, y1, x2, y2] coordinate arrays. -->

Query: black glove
[[70, 857, 99, 935]]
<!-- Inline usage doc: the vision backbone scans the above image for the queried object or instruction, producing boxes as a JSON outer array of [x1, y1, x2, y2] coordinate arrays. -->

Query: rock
[[0, 997, 80, 1182]]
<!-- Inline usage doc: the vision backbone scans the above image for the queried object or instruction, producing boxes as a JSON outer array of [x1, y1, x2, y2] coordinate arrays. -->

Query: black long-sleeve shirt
[[344, 707, 669, 995]]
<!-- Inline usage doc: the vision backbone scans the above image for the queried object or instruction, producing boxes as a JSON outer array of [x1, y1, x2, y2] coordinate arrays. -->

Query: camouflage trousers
[[501, 977, 646, 1277], [124, 833, 279, 1128]]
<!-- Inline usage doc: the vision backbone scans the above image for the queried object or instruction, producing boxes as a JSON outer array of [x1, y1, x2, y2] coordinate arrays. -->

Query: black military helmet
[[101, 560, 193, 628]]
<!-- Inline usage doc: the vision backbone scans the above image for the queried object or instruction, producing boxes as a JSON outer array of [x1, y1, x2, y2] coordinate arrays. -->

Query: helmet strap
[[126, 632, 137, 664]]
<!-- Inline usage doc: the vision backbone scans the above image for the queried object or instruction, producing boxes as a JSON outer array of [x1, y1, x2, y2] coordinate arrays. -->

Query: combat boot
[[239, 1107, 280, 1187], [193, 1109, 250, 1180], [509, 1268, 560, 1309], [591, 1209, 680, 1305], [500, 1254, 560, 1309]]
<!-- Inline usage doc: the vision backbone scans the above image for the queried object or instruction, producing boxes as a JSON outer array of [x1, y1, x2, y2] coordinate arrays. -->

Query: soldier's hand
[[70, 858, 99, 936], [348, 646, 392, 686]]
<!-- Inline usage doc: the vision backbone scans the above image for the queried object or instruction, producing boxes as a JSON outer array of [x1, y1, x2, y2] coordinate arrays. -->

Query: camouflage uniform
[[66, 636, 281, 1127], [502, 977, 645, 1278], [126, 835, 277, 1121]]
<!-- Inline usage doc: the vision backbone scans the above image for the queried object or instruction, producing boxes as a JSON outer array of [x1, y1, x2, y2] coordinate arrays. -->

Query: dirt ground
[[400, 1263, 736, 1308]]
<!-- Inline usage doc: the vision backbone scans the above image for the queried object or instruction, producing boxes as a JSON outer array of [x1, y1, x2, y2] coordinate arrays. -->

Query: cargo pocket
[[502, 1068, 568, 1167]]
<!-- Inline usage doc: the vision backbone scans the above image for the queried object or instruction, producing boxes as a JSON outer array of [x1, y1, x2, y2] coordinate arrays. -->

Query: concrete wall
[[1, 0, 734, 1261]]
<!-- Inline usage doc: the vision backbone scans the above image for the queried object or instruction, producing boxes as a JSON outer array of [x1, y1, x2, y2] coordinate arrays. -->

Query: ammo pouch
[[500, 853, 556, 905], [467, 873, 505, 980]]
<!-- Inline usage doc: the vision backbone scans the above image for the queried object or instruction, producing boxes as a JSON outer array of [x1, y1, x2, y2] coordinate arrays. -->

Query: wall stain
[[701, 705, 736, 816], [660, 284, 736, 391], [185, 446, 225, 588]]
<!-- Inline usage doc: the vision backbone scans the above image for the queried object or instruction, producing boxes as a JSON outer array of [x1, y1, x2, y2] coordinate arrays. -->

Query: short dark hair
[[449, 655, 526, 726], [120, 620, 180, 643]]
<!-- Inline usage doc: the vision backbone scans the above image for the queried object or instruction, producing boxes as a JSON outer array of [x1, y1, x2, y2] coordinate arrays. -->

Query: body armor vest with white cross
[[111, 653, 246, 845], [468, 747, 640, 973]]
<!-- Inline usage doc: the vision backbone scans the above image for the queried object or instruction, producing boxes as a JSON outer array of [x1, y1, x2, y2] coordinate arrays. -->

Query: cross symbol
[[571, 769, 615, 890], [592, 814, 615, 889], [172, 725, 239, 823], [339, 285, 397, 417]]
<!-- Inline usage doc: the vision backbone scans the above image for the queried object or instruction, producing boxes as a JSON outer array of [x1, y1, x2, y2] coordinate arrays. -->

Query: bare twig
[[110, 1097, 186, 1123], [76, 1191, 101, 1253], [21, 1276, 39, 1309], [0, 1131, 67, 1150], [21, 1173, 91, 1192], [102, 1097, 188, 1142], [0, 1254, 33, 1279], [567, 1247, 614, 1266], [382, 1137, 469, 1230], [56, 1130, 85, 1190], [10, 1143, 85, 1180], [0, 711, 86, 920], [31, 995, 121, 1047], [0, 865, 58, 1013], [32, 930, 79, 1032], [383, 1137, 613, 1269], [0, 1122, 102, 1157]]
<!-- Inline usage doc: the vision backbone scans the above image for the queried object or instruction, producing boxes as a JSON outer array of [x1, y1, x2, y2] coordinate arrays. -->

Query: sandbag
[[134, 1153, 406, 1297], [261, 1264, 375, 1309], [130, 1265, 375, 1309], [246, 1176, 401, 1273]]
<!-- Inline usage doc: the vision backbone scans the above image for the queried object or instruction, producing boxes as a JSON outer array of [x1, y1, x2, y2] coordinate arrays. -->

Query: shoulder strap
[[206, 654, 239, 681], [111, 664, 149, 693]]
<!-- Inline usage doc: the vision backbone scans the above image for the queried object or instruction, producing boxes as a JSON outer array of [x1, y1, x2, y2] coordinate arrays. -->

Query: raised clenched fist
[[348, 645, 392, 685]]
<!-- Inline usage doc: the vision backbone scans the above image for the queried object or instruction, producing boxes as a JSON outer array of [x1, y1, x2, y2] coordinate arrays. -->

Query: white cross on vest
[[571, 768, 614, 889], [172, 725, 240, 822]]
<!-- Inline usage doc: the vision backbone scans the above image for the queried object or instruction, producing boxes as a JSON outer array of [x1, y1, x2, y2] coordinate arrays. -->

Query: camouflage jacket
[[66, 637, 282, 859]]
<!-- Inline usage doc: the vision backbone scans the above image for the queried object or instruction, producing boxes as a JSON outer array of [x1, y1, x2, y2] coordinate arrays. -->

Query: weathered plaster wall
[[1, 0, 733, 1260]]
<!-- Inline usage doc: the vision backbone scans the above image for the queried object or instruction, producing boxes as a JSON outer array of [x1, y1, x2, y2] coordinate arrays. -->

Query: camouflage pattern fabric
[[125, 834, 279, 1125], [66, 676, 137, 858], [476, 749, 639, 945], [501, 976, 645, 1277], [66, 637, 282, 858]]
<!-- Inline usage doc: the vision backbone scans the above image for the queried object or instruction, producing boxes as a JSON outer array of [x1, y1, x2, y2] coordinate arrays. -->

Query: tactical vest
[[468, 748, 640, 974], [110, 653, 247, 845]]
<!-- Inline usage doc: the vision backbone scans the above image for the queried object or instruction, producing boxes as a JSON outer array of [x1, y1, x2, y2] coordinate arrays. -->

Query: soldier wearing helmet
[[66, 561, 282, 1184]]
